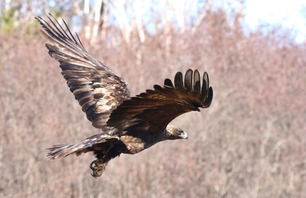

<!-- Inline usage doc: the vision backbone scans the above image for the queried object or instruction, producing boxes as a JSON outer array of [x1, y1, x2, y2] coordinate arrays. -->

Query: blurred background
[[0, 0, 305, 197]]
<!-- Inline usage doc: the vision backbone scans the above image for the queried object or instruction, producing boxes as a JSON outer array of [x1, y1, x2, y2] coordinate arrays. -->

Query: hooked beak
[[181, 132, 188, 139]]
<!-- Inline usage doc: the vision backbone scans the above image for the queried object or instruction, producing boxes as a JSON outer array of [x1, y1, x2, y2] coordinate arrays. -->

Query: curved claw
[[90, 159, 108, 178]]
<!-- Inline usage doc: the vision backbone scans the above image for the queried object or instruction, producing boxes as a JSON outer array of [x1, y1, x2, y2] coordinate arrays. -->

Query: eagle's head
[[165, 125, 188, 140]]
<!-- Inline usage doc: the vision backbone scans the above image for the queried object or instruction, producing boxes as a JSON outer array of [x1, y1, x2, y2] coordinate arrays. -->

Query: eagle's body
[[36, 15, 213, 177]]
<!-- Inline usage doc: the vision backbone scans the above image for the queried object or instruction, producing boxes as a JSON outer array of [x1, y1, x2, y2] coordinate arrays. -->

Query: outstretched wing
[[36, 15, 130, 130], [107, 69, 213, 134]]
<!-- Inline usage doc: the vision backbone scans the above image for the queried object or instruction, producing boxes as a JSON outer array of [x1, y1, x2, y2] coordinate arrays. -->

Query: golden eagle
[[36, 15, 213, 177]]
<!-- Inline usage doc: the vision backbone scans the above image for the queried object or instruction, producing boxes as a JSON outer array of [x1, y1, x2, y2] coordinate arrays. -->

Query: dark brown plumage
[[36, 14, 213, 177]]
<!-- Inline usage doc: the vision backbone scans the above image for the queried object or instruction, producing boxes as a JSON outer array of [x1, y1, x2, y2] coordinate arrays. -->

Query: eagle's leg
[[90, 159, 108, 178]]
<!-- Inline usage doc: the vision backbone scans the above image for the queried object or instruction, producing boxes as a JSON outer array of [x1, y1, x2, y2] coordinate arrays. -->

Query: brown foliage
[[1, 10, 306, 197]]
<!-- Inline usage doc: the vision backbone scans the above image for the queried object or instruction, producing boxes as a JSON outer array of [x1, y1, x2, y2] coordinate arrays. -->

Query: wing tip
[[165, 68, 213, 108], [184, 69, 213, 107]]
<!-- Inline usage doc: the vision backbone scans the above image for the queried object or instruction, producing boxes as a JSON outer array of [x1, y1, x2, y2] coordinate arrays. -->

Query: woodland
[[0, 1, 306, 197]]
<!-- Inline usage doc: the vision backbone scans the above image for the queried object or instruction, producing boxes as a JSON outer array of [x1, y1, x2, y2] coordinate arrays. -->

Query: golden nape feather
[[37, 14, 213, 178]]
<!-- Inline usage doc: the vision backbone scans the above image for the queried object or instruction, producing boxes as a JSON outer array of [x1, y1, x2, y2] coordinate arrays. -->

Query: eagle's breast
[[119, 135, 146, 154], [119, 133, 160, 154]]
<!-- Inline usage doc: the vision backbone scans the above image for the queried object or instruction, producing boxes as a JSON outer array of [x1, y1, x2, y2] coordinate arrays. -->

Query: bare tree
[[1, 1, 306, 197]]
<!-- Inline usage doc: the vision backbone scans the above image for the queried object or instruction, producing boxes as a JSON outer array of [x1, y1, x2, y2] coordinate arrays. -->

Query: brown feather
[[46, 134, 120, 159], [35, 15, 130, 131], [107, 69, 213, 134], [37, 15, 213, 178]]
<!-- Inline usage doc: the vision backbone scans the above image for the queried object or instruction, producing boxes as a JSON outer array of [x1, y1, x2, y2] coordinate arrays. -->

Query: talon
[[90, 159, 107, 178]]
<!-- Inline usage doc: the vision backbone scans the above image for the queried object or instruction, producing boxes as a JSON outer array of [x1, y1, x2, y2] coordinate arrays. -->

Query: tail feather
[[46, 133, 121, 160], [46, 143, 88, 160]]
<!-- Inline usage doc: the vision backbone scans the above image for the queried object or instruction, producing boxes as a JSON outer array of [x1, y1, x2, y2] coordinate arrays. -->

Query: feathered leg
[[90, 139, 126, 177]]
